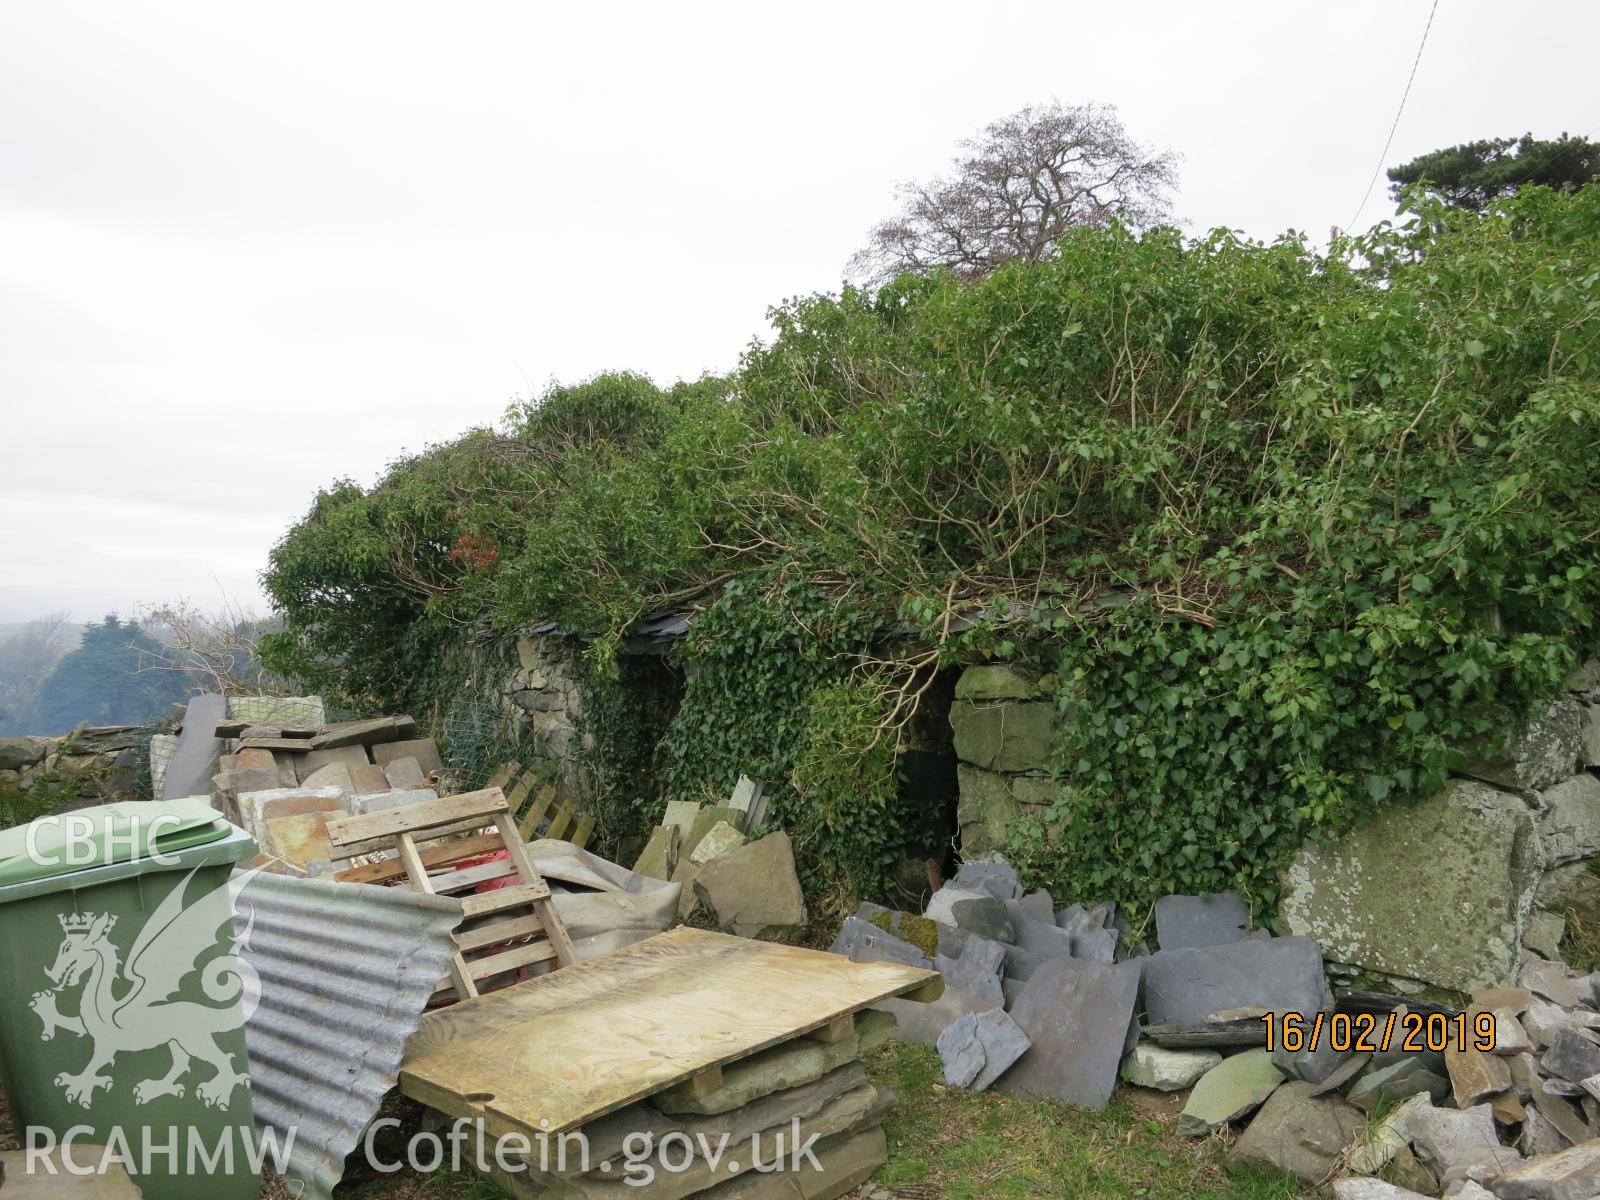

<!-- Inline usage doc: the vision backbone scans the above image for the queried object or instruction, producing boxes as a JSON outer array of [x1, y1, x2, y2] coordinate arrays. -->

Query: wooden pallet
[[327, 787, 577, 1002], [399, 927, 942, 1136], [482, 762, 596, 849]]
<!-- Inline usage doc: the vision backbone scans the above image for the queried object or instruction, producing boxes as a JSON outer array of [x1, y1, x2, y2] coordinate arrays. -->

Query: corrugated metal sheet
[[233, 872, 463, 1199]]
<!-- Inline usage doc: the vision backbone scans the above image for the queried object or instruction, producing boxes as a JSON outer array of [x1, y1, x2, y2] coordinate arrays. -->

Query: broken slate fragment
[[1272, 1036, 1350, 1086], [1177, 1049, 1285, 1137], [1542, 1027, 1600, 1085], [1393, 1100, 1512, 1183], [831, 918, 933, 970], [1348, 1056, 1450, 1113], [997, 958, 1141, 1109], [937, 1009, 1031, 1093], [1523, 957, 1585, 1010], [1121, 1044, 1221, 1092], [925, 885, 992, 926], [951, 860, 1023, 900], [1331, 1181, 1434, 1200], [934, 937, 1006, 1007], [1071, 927, 1118, 963], [1154, 892, 1252, 950], [1143, 936, 1325, 1026], [948, 895, 1016, 944], [1447, 1043, 1514, 1107], [1493, 1139, 1600, 1200]]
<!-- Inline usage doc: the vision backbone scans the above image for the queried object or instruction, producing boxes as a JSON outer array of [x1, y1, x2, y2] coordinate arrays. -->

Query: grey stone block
[[995, 957, 1142, 1109], [163, 693, 227, 799], [1142, 936, 1325, 1026], [1280, 779, 1541, 993], [1154, 892, 1252, 950]]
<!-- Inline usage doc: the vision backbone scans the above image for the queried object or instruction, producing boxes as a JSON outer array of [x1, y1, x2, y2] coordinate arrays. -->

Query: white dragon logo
[[28, 865, 263, 1109]]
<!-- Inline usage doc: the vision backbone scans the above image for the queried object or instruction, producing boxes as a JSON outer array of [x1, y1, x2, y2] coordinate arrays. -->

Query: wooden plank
[[455, 913, 545, 953], [335, 833, 502, 885], [326, 788, 508, 850], [570, 814, 595, 850], [465, 939, 557, 982], [517, 787, 555, 841], [492, 813, 577, 967], [429, 857, 518, 894], [333, 814, 494, 861], [545, 803, 573, 841], [805, 1013, 854, 1044], [505, 775, 532, 815], [459, 881, 552, 918], [399, 927, 941, 1135], [397, 831, 476, 1002], [486, 762, 518, 791], [238, 737, 316, 752]]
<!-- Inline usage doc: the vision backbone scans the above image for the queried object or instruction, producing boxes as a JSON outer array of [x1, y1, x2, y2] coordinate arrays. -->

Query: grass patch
[[864, 1042, 1310, 1200]]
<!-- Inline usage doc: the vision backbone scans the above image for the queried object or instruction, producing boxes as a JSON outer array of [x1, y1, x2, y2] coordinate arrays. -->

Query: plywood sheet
[[399, 927, 940, 1134]]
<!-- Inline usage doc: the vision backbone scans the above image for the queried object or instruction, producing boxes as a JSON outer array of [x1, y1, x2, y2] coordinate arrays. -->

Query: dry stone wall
[[949, 665, 1060, 854]]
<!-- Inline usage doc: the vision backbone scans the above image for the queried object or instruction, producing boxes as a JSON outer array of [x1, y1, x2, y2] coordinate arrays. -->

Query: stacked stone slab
[[1283, 661, 1600, 998], [200, 704, 446, 874], [481, 1010, 899, 1199]]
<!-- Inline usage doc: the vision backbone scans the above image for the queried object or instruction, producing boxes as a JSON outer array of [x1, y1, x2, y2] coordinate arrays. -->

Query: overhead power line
[[1346, 0, 1442, 233]]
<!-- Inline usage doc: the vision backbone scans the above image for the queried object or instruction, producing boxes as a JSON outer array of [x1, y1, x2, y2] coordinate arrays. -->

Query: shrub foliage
[[264, 189, 1600, 908]]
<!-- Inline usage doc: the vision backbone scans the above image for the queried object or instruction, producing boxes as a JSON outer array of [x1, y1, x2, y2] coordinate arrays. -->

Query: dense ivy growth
[[264, 189, 1600, 909]]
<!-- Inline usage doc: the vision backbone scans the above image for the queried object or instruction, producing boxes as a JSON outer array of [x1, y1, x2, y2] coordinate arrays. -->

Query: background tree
[[849, 101, 1178, 285], [0, 612, 78, 732], [1389, 132, 1599, 210], [29, 614, 193, 734]]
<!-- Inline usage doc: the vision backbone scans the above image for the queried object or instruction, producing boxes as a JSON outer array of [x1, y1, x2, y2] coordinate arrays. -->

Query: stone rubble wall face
[[948, 659, 1600, 997]]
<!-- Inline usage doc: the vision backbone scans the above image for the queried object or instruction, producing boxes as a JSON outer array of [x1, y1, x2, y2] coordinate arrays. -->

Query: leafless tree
[[850, 101, 1179, 286], [135, 599, 290, 697]]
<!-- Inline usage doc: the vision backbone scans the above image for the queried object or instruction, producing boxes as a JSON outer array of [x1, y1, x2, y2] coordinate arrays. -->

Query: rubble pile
[[829, 859, 1600, 1197]]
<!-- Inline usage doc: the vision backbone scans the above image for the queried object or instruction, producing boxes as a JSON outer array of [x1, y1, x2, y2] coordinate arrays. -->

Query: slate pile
[[827, 858, 1600, 1198], [508, 1009, 900, 1199], [184, 707, 447, 873], [632, 780, 806, 941]]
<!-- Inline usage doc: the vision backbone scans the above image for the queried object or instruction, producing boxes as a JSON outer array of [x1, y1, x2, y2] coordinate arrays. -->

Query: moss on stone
[[866, 910, 940, 958]]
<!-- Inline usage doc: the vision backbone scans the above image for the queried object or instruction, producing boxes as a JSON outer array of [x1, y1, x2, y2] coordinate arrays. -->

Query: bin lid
[[0, 798, 233, 889]]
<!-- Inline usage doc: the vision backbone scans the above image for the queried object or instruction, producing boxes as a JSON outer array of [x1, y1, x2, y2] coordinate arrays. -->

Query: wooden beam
[[327, 788, 507, 850]]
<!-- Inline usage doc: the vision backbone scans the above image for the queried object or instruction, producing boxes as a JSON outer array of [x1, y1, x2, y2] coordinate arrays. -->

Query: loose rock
[[1121, 1044, 1222, 1092], [1227, 1080, 1365, 1183], [936, 1009, 1031, 1093], [693, 831, 805, 937], [1142, 936, 1326, 1026], [1176, 1049, 1285, 1137], [1494, 1139, 1600, 1200]]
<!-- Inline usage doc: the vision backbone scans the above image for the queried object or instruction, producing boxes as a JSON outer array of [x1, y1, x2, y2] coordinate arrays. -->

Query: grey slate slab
[[951, 860, 1023, 900], [995, 957, 1142, 1109], [1154, 891, 1252, 950], [937, 1008, 1031, 1092], [162, 693, 227, 799], [1142, 936, 1325, 1026]]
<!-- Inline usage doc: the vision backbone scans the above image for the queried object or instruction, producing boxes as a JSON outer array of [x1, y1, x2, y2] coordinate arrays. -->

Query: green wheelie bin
[[0, 798, 261, 1199]]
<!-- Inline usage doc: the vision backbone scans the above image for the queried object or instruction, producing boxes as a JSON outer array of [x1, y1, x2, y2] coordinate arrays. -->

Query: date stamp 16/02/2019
[[1259, 1010, 1497, 1054]]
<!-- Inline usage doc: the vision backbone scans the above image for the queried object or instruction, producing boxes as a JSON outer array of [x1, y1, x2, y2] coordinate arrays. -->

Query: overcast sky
[[2, 0, 1595, 624]]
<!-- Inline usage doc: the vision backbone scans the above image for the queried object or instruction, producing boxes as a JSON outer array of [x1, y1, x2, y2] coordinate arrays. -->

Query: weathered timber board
[[398, 926, 940, 1135]]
